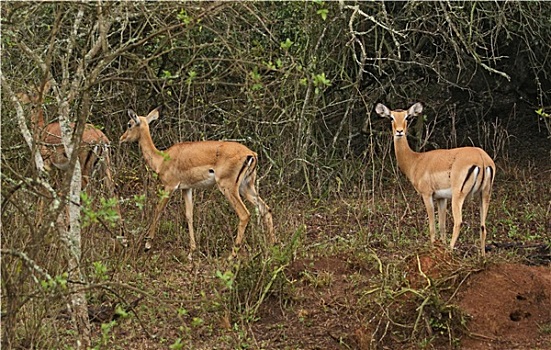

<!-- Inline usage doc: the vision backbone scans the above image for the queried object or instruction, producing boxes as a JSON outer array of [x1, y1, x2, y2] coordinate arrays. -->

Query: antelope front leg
[[182, 188, 197, 260], [422, 194, 437, 245], [145, 189, 173, 251], [436, 198, 447, 244]]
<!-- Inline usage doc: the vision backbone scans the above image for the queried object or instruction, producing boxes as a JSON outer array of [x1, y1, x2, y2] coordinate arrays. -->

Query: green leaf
[[169, 338, 184, 350], [280, 38, 294, 50], [177, 9, 192, 25], [317, 8, 329, 21]]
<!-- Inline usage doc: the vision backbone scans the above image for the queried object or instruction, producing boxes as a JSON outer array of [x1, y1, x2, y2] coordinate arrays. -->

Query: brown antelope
[[18, 80, 123, 244], [119, 107, 274, 258], [375, 102, 495, 256], [17, 80, 115, 189]]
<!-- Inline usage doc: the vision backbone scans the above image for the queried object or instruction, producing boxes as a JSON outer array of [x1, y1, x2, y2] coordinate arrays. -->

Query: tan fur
[[376, 102, 495, 256], [18, 82, 113, 188], [18, 81, 123, 247], [120, 107, 275, 258]]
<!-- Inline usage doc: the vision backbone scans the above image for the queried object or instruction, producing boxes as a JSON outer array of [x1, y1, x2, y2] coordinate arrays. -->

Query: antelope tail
[[460, 162, 495, 196], [235, 154, 257, 184]]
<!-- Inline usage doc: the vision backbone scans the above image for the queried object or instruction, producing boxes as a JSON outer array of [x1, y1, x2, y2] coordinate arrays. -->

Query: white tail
[[120, 107, 275, 258], [376, 102, 496, 256]]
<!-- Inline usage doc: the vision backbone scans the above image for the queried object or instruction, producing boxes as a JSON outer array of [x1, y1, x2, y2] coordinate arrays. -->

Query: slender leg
[[436, 198, 447, 243], [450, 194, 466, 251], [479, 190, 491, 257], [218, 180, 251, 252], [182, 188, 197, 259], [422, 194, 436, 244], [145, 187, 173, 250], [240, 179, 275, 244]]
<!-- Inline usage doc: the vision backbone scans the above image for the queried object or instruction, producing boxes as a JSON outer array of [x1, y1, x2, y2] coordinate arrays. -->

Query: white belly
[[434, 188, 452, 199]]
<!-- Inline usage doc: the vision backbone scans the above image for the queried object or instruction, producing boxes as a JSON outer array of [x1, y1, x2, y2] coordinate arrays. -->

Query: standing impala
[[120, 107, 275, 258], [375, 102, 495, 256]]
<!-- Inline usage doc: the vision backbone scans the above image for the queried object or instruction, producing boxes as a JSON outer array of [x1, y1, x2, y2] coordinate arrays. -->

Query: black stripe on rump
[[83, 146, 97, 172], [236, 155, 255, 184], [460, 165, 478, 193]]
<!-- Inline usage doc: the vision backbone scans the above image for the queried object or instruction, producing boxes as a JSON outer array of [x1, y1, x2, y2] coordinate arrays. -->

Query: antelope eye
[[127, 121, 132, 128]]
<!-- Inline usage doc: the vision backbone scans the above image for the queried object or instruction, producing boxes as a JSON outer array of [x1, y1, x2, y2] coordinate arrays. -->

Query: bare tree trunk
[[57, 160, 91, 349]]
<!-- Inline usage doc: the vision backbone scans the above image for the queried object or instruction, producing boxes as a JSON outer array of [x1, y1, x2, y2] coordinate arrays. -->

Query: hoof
[[116, 236, 128, 248], [144, 240, 152, 251]]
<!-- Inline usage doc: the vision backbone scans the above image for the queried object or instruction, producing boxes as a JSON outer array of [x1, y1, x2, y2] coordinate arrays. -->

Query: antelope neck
[[138, 126, 164, 173], [394, 135, 420, 177]]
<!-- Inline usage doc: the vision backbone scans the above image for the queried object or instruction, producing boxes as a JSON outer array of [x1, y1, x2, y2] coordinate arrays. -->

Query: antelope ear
[[408, 102, 423, 117], [128, 109, 140, 124], [145, 107, 160, 124], [375, 103, 391, 118]]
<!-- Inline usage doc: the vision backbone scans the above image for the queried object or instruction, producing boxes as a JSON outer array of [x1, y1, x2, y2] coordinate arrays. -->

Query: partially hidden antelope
[[375, 102, 496, 256], [18, 80, 123, 243], [17, 80, 115, 190], [119, 107, 275, 258]]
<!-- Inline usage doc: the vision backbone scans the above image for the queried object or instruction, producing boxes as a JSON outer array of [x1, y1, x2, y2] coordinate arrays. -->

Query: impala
[[18, 80, 115, 189], [18, 80, 123, 244], [120, 107, 275, 258], [375, 102, 495, 256]]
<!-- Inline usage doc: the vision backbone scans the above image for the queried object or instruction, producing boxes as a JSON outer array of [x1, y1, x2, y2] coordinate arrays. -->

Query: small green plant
[[177, 8, 192, 25], [81, 193, 120, 228], [92, 261, 108, 281], [249, 68, 263, 91], [158, 188, 170, 200], [169, 338, 184, 350], [40, 272, 68, 291], [92, 320, 117, 350], [133, 194, 146, 210], [215, 269, 235, 290], [280, 38, 293, 50], [191, 317, 204, 327], [312, 72, 331, 94], [186, 70, 197, 86], [157, 150, 171, 161], [313, 0, 329, 20]]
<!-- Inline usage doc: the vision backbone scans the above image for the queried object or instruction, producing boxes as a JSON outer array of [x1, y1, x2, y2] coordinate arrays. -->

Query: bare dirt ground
[[250, 249, 550, 350]]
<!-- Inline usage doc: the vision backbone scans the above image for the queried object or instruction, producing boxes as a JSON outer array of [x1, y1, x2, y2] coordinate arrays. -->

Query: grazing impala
[[375, 102, 495, 256], [120, 107, 274, 258]]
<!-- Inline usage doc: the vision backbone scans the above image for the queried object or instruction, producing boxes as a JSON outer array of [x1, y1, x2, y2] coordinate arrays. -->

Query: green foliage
[[40, 272, 68, 292], [81, 193, 120, 228], [133, 194, 146, 210], [312, 72, 331, 94], [215, 269, 235, 290], [280, 38, 294, 50], [169, 338, 184, 350], [92, 261, 108, 281], [158, 188, 170, 200], [92, 320, 117, 350], [177, 8, 192, 25]]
